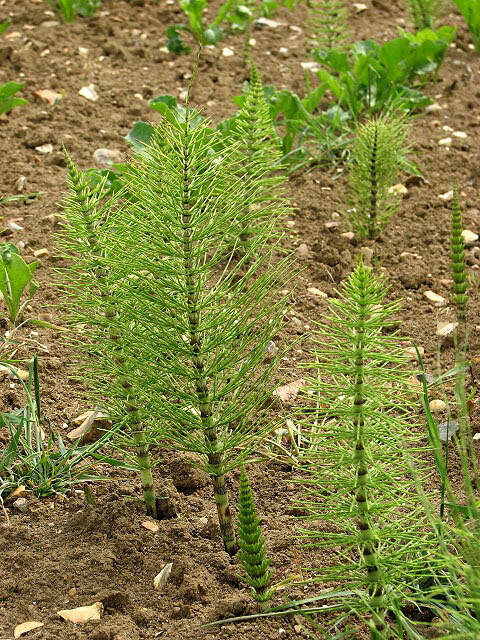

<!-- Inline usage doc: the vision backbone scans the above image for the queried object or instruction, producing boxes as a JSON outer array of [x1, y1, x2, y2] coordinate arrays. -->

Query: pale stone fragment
[[438, 190, 453, 202], [438, 137, 452, 146], [424, 290, 445, 306], [307, 287, 327, 298]]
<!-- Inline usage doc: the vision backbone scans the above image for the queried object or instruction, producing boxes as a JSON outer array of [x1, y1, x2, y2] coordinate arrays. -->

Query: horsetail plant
[[306, 0, 351, 54], [61, 93, 292, 554], [406, 0, 442, 30], [345, 115, 409, 241], [237, 466, 274, 610], [451, 183, 468, 325], [57, 155, 159, 519], [226, 62, 287, 250], [297, 259, 437, 637]]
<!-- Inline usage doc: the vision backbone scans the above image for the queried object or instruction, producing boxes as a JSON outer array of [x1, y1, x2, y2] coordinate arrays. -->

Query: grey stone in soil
[[437, 420, 459, 442], [416, 373, 435, 385]]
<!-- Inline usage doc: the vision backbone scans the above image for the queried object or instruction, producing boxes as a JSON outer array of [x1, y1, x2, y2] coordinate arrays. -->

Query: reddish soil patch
[[1, 0, 479, 638]]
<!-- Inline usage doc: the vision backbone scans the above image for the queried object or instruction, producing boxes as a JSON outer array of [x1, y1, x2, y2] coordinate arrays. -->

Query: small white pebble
[[438, 137, 452, 146], [438, 190, 454, 202]]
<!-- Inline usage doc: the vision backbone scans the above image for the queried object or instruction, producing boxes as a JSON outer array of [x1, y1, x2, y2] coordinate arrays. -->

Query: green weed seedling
[[166, 0, 295, 54], [46, 0, 101, 22], [0, 82, 28, 116], [315, 27, 456, 119], [238, 466, 274, 610], [58, 90, 292, 553], [0, 356, 113, 499], [297, 260, 439, 637], [453, 0, 480, 52], [0, 243, 39, 327], [57, 157, 160, 518], [344, 114, 409, 240], [218, 62, 288, 248]]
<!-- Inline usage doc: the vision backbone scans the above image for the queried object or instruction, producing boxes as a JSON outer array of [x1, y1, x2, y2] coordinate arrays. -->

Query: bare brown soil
[[0, 0, 479, 638]]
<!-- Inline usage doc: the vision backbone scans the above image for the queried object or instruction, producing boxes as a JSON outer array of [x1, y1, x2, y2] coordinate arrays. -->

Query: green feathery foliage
[[406, 0, 442, 30], [226, 62, 287, 249], [58, 99, 292, 554], [451, 183, 468, 324], [306, 0, 351, 53], [56, 155, 159, 518], [345, 115, 408, 240], [297, 259, 437, 636], [237, 466, 274, 609]]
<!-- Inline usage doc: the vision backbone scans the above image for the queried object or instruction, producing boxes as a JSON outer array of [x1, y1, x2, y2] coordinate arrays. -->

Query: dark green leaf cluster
[[315, 27, 456, 118], [307, 0, 351, 53], [238, 466, 273, 604], [297, 260, 439, 613], [345, 114, 408, 239], [451, 184, 468, 322]]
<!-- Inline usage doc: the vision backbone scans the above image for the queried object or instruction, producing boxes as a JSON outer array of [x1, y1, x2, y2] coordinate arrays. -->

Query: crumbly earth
[[0, 0, 479, 638]]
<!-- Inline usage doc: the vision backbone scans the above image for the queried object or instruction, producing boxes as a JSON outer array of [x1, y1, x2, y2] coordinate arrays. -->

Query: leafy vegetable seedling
[[0, 243, 39, 327]]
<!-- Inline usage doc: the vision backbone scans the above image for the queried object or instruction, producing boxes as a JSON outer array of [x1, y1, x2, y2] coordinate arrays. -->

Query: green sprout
[[237, 466, 274, 610], [225, 62, 287, 250], [0, 243, 39, 327], [451, 183, 468, 324], [307, 0, 351, 53]]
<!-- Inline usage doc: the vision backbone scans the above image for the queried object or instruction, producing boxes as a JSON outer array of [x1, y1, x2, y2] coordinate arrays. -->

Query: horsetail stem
[[451, 183, 468, 324], [352, 265, 386, 634], [180, 108, 237, 555], [237, 466, 273, 610], [64, 152, 158, 518]]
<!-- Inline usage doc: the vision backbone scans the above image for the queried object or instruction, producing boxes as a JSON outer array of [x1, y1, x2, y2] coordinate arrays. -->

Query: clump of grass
[[344, 114, 409, 241], [0, 356, 111, 499], [237, 466, 274, 610]]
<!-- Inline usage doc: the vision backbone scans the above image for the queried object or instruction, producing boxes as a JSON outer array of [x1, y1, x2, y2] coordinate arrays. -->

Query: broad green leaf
[[166, 24, 191, 55], [203, 24, 223, 44], [125, 121, 154, 154], [149, 95, 204, 129], [0, 247, 39, 324], [0, 82, 27, 115]]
